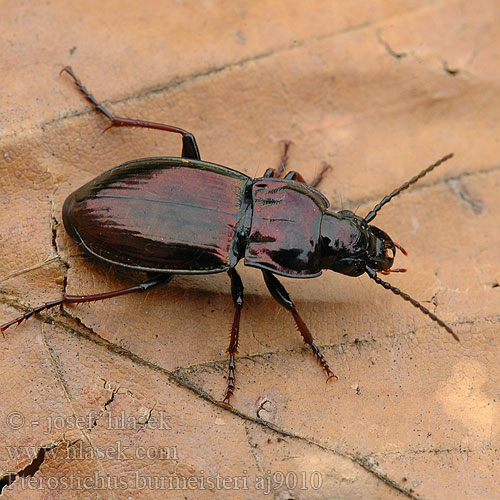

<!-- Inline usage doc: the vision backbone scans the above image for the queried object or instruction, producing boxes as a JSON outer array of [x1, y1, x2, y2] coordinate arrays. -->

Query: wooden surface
[[1, 1, 499, 499]]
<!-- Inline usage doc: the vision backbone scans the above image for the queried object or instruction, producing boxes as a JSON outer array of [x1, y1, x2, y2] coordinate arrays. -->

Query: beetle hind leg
[[60, 66, 200, 160], [0, 274, 172, 336], [262, 270, 338, 381]]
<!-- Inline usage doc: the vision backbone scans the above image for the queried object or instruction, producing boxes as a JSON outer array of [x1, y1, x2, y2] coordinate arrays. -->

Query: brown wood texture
[[1, 1, 499, 499]]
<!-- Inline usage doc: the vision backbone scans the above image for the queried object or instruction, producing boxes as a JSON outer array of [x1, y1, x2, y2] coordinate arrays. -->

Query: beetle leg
[[275, 139, 293, 177], [309, 163, 331, 188], [264, 141, 331, 187], [223, 268, 244, 405], [0, 274, 172, 336], [60, 66, 200, 160], [283, 171, 307, 183], [263, 140, 293, 178], [262, 270, 338, 381], [284, 163, 331, 188]]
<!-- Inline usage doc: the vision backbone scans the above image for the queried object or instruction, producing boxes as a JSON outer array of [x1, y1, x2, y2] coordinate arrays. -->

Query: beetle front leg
[[261, 270, 338, 381], [263, 140, 293, 178], [263, 141, 330, 188], [61, 66, 200, 160], [284, 163, 331, 188], [1, 274, 172, 336], [222, 268, 244, 405]]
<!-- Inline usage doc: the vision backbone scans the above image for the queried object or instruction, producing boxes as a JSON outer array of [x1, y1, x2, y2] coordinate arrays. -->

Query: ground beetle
[[1, 67, 457, 405]]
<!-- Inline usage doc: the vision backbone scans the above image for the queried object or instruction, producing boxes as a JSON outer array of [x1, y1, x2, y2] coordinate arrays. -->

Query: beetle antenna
[[365, 267, 459, 341], [364, 153, 454, 223]]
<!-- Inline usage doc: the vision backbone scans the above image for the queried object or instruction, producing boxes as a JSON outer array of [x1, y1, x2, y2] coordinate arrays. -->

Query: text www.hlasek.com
[[5, 442, 178, 461]]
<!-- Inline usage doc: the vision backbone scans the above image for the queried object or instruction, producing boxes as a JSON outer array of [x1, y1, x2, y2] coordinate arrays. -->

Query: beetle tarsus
[[1, 301, 63, 335], [262, 270, 337, 381], [0, 275, 172, 335], [291, 309, 338, 380], [223, 269, 244, 405], [222, 352, 236, 407], [310, 342, 338, 380], [60, 66, 201, 160], [310, 162, 331, 188], [276, 139, 293, 177]]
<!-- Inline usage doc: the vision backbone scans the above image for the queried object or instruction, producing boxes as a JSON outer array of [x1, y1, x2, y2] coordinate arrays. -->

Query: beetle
[[1, 67, 457, 405]]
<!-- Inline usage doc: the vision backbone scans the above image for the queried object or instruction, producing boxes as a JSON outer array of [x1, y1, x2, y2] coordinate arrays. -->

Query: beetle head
[[319, 210, 397, 277], [319, 153, 459, 342], [365, 225, 396, 273]]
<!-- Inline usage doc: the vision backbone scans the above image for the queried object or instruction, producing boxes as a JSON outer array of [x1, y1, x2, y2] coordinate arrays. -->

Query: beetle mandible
[[1, 67, 457, 405]]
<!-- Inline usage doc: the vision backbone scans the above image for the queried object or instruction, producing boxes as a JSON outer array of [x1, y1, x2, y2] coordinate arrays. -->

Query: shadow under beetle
[[1, 67, 458, 405]]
